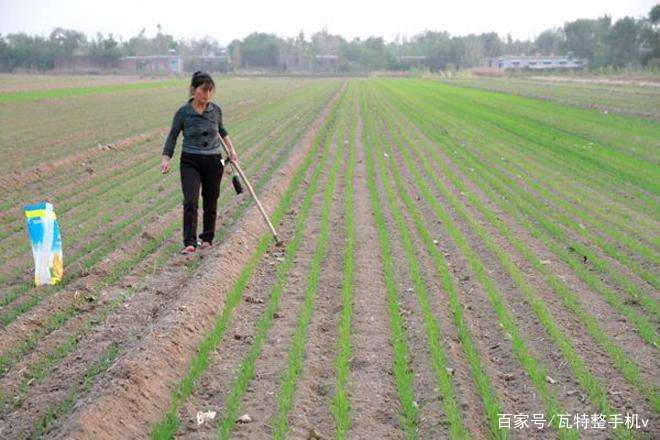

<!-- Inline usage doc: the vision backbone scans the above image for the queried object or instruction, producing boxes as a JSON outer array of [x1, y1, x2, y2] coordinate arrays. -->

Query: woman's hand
[[161, 155, 171, 174], [229, 149, 238, 164]]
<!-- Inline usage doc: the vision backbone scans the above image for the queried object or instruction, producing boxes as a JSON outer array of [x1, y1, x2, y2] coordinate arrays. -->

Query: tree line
[[1, 5, 658, 73]]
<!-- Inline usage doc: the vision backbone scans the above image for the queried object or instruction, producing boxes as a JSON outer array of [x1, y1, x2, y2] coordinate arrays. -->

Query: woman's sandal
[[199, 241, 212, 250], [180, 245, 196, 255]]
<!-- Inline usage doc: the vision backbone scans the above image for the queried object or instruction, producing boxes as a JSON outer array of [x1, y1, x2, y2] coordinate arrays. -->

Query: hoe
[[219, 134, 283, 247]]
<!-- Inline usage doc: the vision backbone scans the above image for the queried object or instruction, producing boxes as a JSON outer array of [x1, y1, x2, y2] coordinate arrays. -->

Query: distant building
[[119, 54, 182, 73], [484, 55, 585, 70]]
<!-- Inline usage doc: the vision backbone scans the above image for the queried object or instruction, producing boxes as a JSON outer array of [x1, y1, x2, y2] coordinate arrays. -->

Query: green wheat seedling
[[366, 81, 578, 440], [380, 79, 659, 240], [376, 101, 634, 440]]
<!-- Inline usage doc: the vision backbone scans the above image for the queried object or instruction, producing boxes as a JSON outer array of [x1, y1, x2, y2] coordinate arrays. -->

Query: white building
[[485, 55, 585, 70]]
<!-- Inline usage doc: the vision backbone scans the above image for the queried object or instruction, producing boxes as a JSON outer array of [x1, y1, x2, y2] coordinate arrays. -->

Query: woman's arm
[[161, 109, 183, 173], [218, 107, 238, 163], [221, 134, 238, 164]]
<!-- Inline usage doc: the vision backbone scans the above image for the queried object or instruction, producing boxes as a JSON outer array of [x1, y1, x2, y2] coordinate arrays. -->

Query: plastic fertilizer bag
[[24, 201, 63, 286]]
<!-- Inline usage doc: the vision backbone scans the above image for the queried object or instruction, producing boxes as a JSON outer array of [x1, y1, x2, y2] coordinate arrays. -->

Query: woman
[[161, 71, 239, 255]]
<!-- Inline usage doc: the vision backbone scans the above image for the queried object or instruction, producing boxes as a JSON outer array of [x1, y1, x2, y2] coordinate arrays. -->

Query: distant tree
[[153, 24, 177, 54], [643, 4, 660, 66], [4, 33, 52, 71], [0, 35, 8, 70], [409, 31, 451, 70], [48, 28, 86, 56], [240, 32, 283, 69], [2, 8, 659, 73], [651, 4, 660, 24], [479, 32, 505, 57], [125, 28, 150, 56], [534, 28, 565, 55], [227, 39, 242, 67], [564, 15, 612, 66], [362, 37, 389, 70], [607, 17, 644, 67], [89, 32, 120, 67], [310, 29, 345, 56], [451, 34, 485, 68]]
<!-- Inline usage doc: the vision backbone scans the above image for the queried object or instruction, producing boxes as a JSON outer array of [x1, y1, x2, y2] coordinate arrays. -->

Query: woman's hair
[[190, 71, 215, 94]]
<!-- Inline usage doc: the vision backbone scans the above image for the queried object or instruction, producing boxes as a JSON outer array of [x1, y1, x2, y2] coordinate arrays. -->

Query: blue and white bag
[[24, 201, 64, 286]]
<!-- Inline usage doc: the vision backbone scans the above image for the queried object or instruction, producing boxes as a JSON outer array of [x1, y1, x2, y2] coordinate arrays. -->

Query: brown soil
[[0, 129, 164, 192]]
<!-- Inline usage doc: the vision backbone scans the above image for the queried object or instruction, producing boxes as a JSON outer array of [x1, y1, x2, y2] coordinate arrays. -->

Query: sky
[[0, 0, 656, 45]]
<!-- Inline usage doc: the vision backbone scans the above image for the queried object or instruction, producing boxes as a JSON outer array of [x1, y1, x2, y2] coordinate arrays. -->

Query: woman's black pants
[[179, 151, 224, 247]]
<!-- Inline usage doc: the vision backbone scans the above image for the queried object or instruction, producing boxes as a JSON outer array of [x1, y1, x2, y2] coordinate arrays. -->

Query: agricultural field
[[0, 74, 657, 439], [442, 75, 660, 120]]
